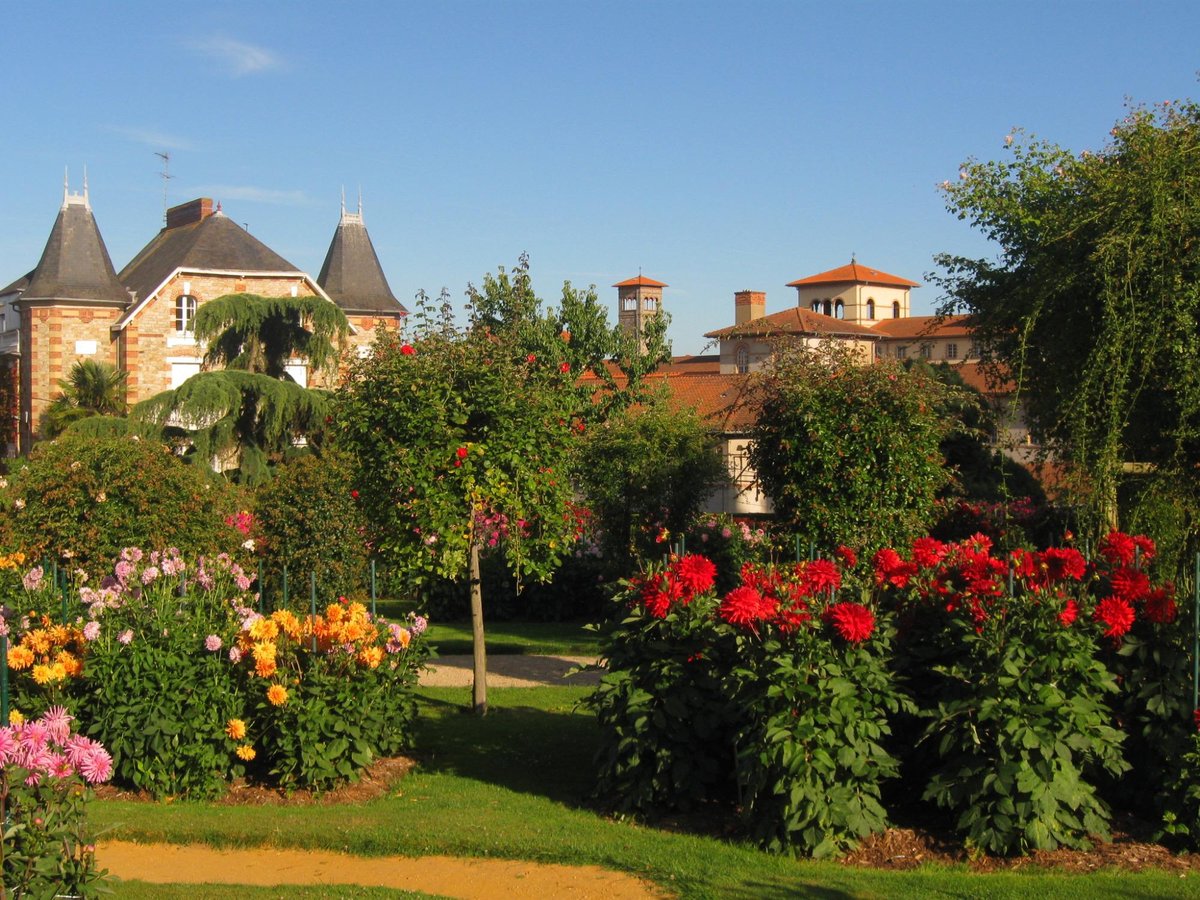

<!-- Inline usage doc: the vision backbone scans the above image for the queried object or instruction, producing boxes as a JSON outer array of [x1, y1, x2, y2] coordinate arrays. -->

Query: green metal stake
[[794, 535, 801, 563], [370, 559, 377, 619], [61, 577, 69, 623], [1192, 552, 1199, 714], [257, 561, 264, 614], [283, 566, 289, 607], [1, 635, 9, 726], [310, 572, 317, 653], [680, 535, 686, 556], [809, 542, 815, 563]]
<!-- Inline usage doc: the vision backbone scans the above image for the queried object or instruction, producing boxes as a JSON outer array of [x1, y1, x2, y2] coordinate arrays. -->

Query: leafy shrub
[[683, 514, 773, 593], [747, 342, 954, 554], [255, 449, 370, 601], [3, 547, 428, 798], [876, 532, 1160, 853], [590, 553, 907, 856], [0, 708, 112, 898], [0, 433, 243, 579]]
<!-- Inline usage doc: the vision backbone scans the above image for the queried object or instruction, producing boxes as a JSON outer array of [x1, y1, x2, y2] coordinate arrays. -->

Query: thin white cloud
[[190, 185, 310, 206], [190, 37, 282, 77], [107, 125, 195, 151]]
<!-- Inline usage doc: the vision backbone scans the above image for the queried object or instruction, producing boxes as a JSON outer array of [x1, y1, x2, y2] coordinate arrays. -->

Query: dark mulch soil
[[93, 755, 417, 806], [841, 815, 1200, 873]]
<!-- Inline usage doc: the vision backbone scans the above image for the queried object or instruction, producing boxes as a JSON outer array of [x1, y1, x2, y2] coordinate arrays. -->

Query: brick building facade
[[0, 188, 406, 455]]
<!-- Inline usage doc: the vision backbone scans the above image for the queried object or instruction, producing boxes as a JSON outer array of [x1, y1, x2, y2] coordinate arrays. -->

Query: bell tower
[[614, 274, 666, 344]]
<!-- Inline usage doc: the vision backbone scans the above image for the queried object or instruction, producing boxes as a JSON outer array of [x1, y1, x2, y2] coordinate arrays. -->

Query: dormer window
[[175, 295, 197, 333]]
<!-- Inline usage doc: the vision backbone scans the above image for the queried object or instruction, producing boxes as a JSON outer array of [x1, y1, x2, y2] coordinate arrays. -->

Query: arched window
[[175, 295, 197, 333], [834, 299, 844, 320], [644, 296, 657, 311], [735, 345, 749, 374], [622, 297, 637, 311], [811, 300, 821, 312], [866, 298, 875, 319], [892, 301, 901, 319], [822, 299, 832, 317]]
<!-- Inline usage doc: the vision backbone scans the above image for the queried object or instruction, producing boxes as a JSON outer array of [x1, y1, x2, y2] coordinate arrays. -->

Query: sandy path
[[97, 840, 665, 899], [420, 655, 603, 688]]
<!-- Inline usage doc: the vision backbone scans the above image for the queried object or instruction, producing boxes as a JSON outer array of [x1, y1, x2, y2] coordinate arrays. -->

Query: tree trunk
[[469, 540, 488, 715]]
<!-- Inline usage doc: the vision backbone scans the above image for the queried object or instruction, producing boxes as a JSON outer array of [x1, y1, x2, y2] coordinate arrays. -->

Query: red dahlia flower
[[1144, 587, 1177, 624], [911, 537, 948, 569], [1098, 531, 1137, 567], [1094, 595, 1135, 639], [720, 585, 774, 628], [800, 558, 841, 595], [825, 602, 875, 643], [1059, 598, 1079, 627], [835, 545, 858, 568], [1041, 547, 1086, 582], [672, 554, 717, 599], [1109, 567, 1151, 603], [640, 573, 681, 619], [873, 548, 917, 588]]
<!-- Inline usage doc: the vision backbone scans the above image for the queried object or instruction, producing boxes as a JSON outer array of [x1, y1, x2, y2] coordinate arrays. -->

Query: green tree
[[337, 261, 669, 713], [932, 100, 1200, 552], [747, 342, 954, 553], [132, 294, 349, 485], [44, 360, 127, 437], [2, 432, 242, 578], [574, 398, 728, 565]]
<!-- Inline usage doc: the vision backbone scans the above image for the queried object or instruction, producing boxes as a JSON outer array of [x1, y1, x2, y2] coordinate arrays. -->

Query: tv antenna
[[154, 151, 173, 222]]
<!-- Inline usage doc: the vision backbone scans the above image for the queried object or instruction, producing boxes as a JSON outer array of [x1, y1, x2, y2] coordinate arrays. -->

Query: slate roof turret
[[20, 186, 128, 306], [317, 203, 406, 316]]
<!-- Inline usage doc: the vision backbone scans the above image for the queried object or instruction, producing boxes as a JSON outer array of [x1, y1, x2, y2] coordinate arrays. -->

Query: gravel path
[[420, 654, 603, 688]]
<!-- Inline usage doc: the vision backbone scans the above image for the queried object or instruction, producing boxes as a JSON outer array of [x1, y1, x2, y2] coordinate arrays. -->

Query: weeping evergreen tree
[[132, 293, 349, 484], [44, 359, 128, 437]]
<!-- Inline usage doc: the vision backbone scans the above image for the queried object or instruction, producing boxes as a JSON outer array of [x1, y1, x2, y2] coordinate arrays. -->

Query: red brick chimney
[[165, 198, 214, 230], [734, 290, 765, 325]]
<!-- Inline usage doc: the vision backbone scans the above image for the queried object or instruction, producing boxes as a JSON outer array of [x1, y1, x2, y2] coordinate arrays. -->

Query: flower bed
[[2, 547, 428, 799], [590, 531, 1194, 857]]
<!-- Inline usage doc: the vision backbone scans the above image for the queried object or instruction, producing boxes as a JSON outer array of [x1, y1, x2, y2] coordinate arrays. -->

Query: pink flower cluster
[[0, 707, 113, 785]]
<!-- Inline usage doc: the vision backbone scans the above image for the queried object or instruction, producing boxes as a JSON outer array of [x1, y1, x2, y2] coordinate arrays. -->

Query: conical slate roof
[[22, 191, 128, 305], [119, 199, 304, 304], [317, 207, 406, 316]]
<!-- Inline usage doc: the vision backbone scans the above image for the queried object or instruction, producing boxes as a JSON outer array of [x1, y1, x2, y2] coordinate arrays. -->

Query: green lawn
[[422, 619, 604, 656], [90, 686, 1198, 898]]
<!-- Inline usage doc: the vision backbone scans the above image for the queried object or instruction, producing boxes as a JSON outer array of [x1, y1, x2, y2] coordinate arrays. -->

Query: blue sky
[[2, 0, 1198, 354]]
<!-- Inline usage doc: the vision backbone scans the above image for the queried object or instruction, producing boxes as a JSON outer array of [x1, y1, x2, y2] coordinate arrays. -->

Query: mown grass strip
[[89, 686, 1198, 899]]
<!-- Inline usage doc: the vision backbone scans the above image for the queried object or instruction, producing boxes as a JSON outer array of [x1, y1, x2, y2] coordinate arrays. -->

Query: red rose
[[559, 362, 571, 373], [400, 344, 415, 356], [456, 447, 469, 459], [350, 489, 359, 499], [526, 353, 536, 363]]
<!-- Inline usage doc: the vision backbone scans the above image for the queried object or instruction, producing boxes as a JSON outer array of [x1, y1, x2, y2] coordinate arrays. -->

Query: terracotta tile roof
[[704, 306, 879, 340], [787, 261, 919, 289], [952, 361, 1015, 395], [578, 355, 754, 431], [872, 314, 973, 339], [613, 275, 668, 288]]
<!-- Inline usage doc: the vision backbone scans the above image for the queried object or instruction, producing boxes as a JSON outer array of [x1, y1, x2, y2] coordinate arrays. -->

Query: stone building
[[0, 186, 406, 455]]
